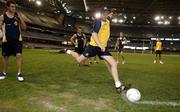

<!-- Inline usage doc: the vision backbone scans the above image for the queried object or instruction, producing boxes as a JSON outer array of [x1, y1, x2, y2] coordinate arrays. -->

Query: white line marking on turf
[[121, 93, 180, 107], [136, 101, 180, 107]]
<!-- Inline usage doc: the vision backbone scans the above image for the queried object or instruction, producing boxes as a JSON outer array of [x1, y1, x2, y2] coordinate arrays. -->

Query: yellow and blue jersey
[[89, 19, 110, 47], [2, 13, 22, 43], [155, 41, 162, 51]]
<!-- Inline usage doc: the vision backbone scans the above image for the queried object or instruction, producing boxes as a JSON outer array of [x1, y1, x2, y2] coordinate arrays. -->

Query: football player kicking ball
[[63, 8, 130, 93]]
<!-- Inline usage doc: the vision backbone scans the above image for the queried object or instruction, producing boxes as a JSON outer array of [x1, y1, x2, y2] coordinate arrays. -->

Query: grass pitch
[[0, 49, 180, 112]]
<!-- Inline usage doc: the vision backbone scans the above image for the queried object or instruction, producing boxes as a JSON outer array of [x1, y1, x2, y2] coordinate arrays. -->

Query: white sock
[[115, 81, 122, 88], [3, 72, 6, 75], [18, 72, 21, 75], [66, 50, 72, 54]]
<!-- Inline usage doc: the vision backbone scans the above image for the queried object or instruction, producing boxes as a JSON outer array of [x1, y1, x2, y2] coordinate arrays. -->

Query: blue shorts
[[83, 45, 112, 60], [155, 50, 162, 54], [118, 48, 124, 52], [75, 47, 84, 54], [2, 41, 22, 56]]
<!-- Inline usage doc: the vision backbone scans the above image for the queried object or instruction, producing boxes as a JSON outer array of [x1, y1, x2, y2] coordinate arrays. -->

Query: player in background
[[70, 27, 86, 56], [115, 32, 127, 64], [0, 0, 26, 81], [154, 38, 164, 64], [62, 8, 130, 93]]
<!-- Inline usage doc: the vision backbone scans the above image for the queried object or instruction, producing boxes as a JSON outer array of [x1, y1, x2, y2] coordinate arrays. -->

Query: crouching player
[[63, 8, 130, 93]]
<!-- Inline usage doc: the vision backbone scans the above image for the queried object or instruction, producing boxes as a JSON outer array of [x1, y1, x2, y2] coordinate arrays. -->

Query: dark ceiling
[[63, 0, 180, 14], [61, 0, 180, 25], [13, 0, 180, 15], [4, 0, 180, 25]]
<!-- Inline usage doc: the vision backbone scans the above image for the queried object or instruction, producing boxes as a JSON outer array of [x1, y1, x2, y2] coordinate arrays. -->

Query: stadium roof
[[5, 0, 180, 25], [60, 0, 180, 25], [64, 0, 180, 14]]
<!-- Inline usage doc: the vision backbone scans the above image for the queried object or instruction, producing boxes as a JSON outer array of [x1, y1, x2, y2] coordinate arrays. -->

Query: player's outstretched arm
[[108, 8, 116, 18]]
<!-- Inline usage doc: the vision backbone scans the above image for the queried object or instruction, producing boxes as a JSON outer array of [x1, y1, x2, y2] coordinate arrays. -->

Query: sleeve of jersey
[[92, 20, 101, 33]]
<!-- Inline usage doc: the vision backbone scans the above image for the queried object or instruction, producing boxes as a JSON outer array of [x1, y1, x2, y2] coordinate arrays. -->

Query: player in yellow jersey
[[154, 38, 164, 64], [62, 8, 130, 94]]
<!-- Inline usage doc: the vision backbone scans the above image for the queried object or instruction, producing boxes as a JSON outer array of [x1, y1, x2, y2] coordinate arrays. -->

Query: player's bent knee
[[109, 60, 117, 68], [77, 55, 87, 63]]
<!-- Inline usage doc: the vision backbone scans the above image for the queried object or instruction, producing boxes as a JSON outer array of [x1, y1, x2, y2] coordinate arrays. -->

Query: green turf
[[0, 49, 180, 112]]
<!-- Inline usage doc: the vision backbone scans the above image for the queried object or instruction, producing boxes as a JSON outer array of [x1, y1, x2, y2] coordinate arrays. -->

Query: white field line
[[121, 93, 180, 107], [135, 100, 180, 107]]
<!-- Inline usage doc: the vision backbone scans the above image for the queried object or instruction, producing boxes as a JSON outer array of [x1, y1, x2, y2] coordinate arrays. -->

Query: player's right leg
[[0, 56, 9, 80], [154, 51, 158, 63], [159, 52, 164, 64], [64, 45, 97, 64], [3, 56, 9, 74], [0, 43, 9, 80], [66, 49, 87, 64]]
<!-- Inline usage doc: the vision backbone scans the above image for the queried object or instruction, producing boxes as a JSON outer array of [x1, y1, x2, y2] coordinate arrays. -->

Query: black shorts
[[155, 50, 162, 54], [83, 45, 112, 60], [118, 47, 124, 52], [75, 47, 84, 54], [2, 42, 22, 56]]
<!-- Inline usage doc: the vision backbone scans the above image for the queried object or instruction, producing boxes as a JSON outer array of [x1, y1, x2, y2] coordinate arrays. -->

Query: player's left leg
[[159, 52, 164, 64], [16, 42, 24, 81], [154, 51, 158, 63], [101, 56, 120, 84], [16, 53, 22, 74], [66, 50, 88, 64], [101, 55, 130, 93]]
